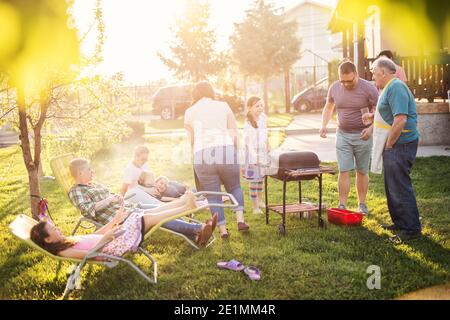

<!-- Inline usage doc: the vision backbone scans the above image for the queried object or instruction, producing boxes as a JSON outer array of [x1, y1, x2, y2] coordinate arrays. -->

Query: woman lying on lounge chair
[[30, 193, 218, 259]]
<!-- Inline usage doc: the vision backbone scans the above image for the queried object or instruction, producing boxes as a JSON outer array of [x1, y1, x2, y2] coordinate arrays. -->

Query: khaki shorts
[[336, 130, 372, 174]]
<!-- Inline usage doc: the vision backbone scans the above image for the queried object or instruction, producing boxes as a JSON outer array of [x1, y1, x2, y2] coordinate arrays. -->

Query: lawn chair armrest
[[84, 234, 116, 260], [194, 191, 239, 209]]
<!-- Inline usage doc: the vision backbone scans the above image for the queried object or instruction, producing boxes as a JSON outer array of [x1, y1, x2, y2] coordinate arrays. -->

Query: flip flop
[[243, 266, 261, 281], [217, 259, 245, 272]]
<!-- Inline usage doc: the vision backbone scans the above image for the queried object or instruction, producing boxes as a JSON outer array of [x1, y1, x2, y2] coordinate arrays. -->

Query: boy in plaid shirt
[[68, 158, 211, 245]]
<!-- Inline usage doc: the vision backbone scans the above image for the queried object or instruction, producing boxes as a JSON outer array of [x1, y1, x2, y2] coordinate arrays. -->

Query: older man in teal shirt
[[366, 58, 421, 243]]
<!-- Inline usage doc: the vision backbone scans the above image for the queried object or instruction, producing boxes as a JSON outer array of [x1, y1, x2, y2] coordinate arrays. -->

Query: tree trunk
[[284, 70, 291, 113], [17, 87, 41, 219], [38, 160, 44, 177], [28, 167, 41, 217], [263, 77, 269, 114]]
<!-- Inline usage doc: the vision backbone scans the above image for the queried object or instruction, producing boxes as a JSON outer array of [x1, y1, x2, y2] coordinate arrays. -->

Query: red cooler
[[327, 208, 364, 226]]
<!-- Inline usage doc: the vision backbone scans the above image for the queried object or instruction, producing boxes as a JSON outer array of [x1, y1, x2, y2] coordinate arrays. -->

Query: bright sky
[[72, 0, 336, 84]]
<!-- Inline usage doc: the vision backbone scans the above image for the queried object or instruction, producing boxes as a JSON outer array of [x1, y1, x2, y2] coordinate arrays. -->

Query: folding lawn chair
[[48, 153, 103, 234], [9, 214, 157, 299], [49, 153, 226, 249], [10, 190, 239, 299]]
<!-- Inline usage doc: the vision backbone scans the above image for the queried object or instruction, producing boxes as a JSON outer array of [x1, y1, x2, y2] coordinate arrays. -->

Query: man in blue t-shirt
[[368, 58, 421, 243]]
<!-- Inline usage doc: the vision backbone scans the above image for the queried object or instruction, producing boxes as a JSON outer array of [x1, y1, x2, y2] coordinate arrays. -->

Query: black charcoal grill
[[264, 151, 336, 234]]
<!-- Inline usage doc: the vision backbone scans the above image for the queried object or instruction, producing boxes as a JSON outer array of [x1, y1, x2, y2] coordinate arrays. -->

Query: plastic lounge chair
[[49, 154, 233, 249], [48, 153, 101, 234], [9, 214, 157, 299], [10, 190, 239, 298]]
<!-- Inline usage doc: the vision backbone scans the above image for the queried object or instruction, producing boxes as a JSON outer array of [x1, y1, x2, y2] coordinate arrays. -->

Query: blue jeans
[[162, 219, 201, 241], [194, 146, 245, 226], [383, 139, 421, 233], [138, 204, 201, 241], [163, 181, 191, 198]]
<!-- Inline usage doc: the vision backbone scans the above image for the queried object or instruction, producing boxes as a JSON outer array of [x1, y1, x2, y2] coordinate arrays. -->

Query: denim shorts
[[336, 129, 372, 174]]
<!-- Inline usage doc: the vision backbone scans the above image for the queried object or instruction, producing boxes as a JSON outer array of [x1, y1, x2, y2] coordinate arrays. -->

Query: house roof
[[327, 0, 371, 32], [284, 0, 334, 18]]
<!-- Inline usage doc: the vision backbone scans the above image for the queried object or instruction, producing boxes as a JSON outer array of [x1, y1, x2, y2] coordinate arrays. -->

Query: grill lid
[[265, 150, 320, 176]]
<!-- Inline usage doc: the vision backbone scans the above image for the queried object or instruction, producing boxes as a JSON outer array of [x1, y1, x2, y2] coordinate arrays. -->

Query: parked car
[[214, 89, 245, 114], [151, 84, 244, 120], [291, 85, 328, 113]]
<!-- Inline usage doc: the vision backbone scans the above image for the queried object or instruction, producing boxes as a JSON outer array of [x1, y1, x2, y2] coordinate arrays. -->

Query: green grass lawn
[[146, 113, 294, 133], [0, 139, 449, 300]]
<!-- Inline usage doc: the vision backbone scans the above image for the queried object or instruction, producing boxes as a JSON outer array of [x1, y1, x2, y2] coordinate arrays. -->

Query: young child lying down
[[138, 171, 188, 202]]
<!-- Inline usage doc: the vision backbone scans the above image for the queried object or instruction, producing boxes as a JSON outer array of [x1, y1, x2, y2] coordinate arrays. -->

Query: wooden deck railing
[[363, 54, 450, 102]]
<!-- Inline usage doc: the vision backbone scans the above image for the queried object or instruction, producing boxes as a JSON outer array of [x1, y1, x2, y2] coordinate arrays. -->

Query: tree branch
[[0, 106, 17, 120], [49, 105, 97, 120], [27, 115, 35, 129]]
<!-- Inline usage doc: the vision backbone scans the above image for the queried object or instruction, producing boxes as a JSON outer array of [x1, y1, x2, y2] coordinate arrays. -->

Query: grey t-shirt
[[327, 78, 379, 132]]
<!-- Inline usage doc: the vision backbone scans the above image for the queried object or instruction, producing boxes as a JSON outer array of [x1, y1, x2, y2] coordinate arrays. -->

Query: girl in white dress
[[242, 97, 269, 214]]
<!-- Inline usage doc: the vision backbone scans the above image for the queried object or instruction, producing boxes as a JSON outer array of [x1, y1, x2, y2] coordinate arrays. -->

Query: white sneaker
[[259, 201, 266, 209], [358, 203, 369, 215]]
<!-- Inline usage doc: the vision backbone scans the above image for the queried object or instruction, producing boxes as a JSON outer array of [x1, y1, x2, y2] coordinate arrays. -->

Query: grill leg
[[318, 174, 325, 228], [298, 181, 302, 204], [280, 179, 287, 235], [265, 175, 269, 225], [298, 180, 303, 219]]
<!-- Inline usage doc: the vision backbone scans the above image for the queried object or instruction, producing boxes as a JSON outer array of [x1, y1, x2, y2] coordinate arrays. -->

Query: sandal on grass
[[217, 259, 245, 271], [243, 266, 261, 281]]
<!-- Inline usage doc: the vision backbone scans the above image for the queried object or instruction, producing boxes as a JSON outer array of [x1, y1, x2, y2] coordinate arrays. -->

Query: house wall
[[378, 8, 449, 57], [416, 102, 450, 146], [285, 2, 342, 67], [364, 6, 381, 58], [363, 4, 450, 59]]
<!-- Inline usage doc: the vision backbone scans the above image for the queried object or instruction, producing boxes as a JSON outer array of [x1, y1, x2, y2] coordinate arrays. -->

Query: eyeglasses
[[340, 75, 356, 84]]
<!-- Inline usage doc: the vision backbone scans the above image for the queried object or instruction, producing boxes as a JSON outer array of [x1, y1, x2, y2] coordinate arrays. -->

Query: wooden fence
[[363, 54, 450, 102]]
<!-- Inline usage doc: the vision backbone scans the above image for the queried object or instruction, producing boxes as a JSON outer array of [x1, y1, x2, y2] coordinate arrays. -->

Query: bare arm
[[160, 196, 177, 202], [59, 229, 117, 260], [185, 124, 194, 151], [69, 187, 121, 218], [94, 208, 129, 234], [227, 112, 239, 149], [319, 102, 335, 138], [120, 183, 130, 197], [93, 194, 122, 212], [385, 114, 407, 149], [137, 185, 160, 197], [360, 105, 376, 141]]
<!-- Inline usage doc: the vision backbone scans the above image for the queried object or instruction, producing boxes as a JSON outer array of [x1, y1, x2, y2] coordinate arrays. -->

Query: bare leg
[[257, 190, 264, 207], [218, 224, 228, 235], [338, 171, 350, 206], [236, 211, 245, 223], [144, 193, 194, 213], [142, 202, 198, 233], [251, 198, 259, 210], [356, 171, 369, 204]]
